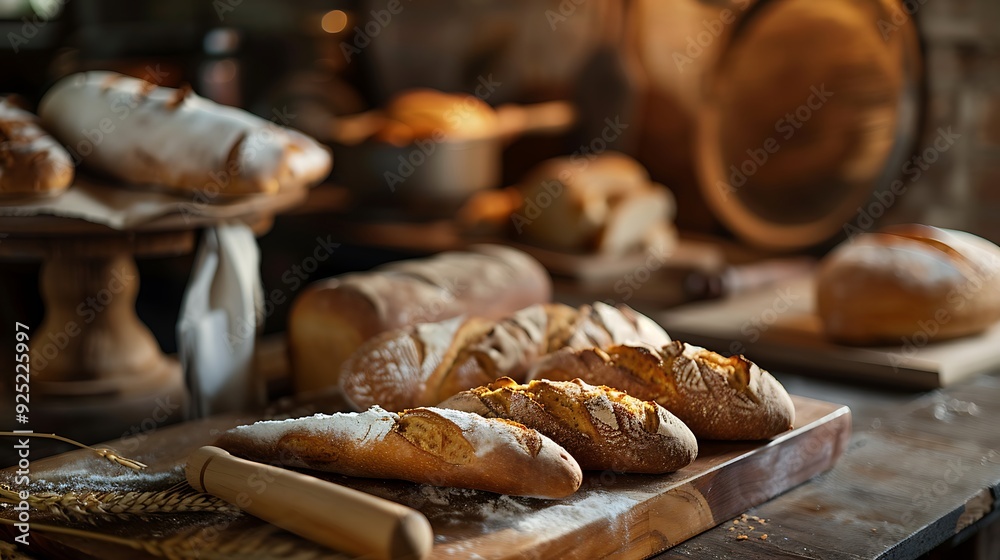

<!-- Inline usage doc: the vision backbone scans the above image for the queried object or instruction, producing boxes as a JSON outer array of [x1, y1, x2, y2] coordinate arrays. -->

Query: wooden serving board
[[658, 275, 1000, 389], [0, 396, 849, 560]]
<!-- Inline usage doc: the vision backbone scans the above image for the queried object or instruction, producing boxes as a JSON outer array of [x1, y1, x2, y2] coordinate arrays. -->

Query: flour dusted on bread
[[227, 407, 398, 448], [39, 71, 331, 194], [215, 406, 583, 499], [817, 224, 1000, 345]]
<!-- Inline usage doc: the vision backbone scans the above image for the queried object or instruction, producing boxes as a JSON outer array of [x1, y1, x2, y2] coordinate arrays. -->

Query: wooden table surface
[[652, 370, 1000, 559]]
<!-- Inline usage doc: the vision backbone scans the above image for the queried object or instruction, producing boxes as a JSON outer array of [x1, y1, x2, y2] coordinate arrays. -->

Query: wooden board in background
[[0, 396, 849, 559], [658, 275, 1000, 389]]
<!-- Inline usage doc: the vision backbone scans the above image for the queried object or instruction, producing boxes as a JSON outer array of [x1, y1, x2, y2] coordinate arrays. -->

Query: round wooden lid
[[694, 0, 923, 251]]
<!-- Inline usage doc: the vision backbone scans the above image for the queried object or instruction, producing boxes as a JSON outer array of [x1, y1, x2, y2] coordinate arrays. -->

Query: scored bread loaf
[[39, 71, 331, 194], [289, 244, 551, 393], [527, 341, 795, 440], [439, 377, 697, 473], [215, 406, 582, 499], [339, 301, 672, 411], [0, 96, 73, 196], [817, 224, 1000, 345]]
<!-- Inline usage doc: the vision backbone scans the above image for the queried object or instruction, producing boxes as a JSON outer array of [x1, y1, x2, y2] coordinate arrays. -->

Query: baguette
[[526, 342, 795, 440], [0, 96, 73, 196], [439, 377, 697, 473], [817, 224, 1000, 345], [339, 301, 672, 411], [215, 406, 582, 499], [289, 244, 551, 393], [39, 71, 331, 194]]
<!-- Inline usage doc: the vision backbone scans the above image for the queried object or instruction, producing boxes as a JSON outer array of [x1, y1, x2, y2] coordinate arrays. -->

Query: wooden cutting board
[[0, 396, 849, 559], [657, 275, 1000, 389]]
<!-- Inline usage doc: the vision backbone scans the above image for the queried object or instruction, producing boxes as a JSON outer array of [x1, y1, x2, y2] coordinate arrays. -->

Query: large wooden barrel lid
[[695, 0, 923, 251]]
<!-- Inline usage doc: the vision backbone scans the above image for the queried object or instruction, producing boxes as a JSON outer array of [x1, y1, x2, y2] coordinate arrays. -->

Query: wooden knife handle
[[186, 446, 433, 560]]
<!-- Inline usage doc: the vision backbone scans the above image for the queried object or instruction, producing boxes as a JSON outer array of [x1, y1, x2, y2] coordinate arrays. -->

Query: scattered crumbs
[[733, 519, 740, 525], [748, 526, 755, 531], [760, 534, 768, 541], [740, 514, 749, 520], [736, 534, 748, 541], [728, 527, 735, 532], [871, 528, 878, 533]]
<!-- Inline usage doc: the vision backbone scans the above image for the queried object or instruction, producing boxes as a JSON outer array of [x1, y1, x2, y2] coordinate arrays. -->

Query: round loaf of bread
[[816, 224, 1000, 345], [439, 377, 698, 474], [215, 406, 583, 499]]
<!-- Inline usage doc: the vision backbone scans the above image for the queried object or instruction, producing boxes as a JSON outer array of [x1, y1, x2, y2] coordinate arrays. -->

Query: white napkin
[[178, 221, 265, 417]]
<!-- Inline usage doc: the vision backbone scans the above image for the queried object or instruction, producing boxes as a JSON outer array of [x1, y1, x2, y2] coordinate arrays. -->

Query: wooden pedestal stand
[[0, 187, 305, 446]]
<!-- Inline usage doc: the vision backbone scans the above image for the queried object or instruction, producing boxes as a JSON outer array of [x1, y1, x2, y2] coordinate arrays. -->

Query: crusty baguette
[[215, 406, 582, 499], [39, 71, 331, 194], [340, 301, 672, 411], [289, 245, 551, 394], [526, 341, 795, 440], [817, 224, 1000, 345], [0, 96, 73, 196], [439, 377, 697, 473]]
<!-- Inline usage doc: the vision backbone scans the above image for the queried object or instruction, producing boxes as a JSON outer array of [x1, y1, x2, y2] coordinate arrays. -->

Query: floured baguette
[[215, 406, 582, 499], [0, 96, 73, 196], [39, 71, 331, 194], [339, 301, 672, 411], [527, 342, 795, 440], [439, 377, 697, 473]]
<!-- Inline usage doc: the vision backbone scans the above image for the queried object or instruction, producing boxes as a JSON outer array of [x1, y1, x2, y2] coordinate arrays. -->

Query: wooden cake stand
[[0, 184, 307, 445]]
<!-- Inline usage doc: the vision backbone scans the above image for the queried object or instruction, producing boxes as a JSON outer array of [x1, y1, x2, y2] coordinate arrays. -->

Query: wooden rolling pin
[[186, 446, 434, 560]]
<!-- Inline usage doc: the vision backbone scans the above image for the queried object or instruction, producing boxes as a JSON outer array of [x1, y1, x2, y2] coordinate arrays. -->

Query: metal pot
[[329, 100, 575, 214]]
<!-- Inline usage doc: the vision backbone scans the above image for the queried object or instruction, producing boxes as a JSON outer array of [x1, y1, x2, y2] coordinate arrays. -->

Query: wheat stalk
[[0, 432, 146, 471], [0, 539, 36, 560], [0, 517, 346, 560], [0, 482, 239, 523]]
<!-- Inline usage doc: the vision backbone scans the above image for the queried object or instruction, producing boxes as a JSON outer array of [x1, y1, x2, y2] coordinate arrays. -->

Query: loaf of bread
[[375, 89, 498, 145], [289, 245, 552, 394], [510, 152, 677, 255], [817, 224, 1000, 345], [0, 96, 73, 196], [527, 341, 795, 440], [340, 301, 672, 411], [39, 71, 331, 194], [215, 406, 582, 499], [439, 377, 697, 473]]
